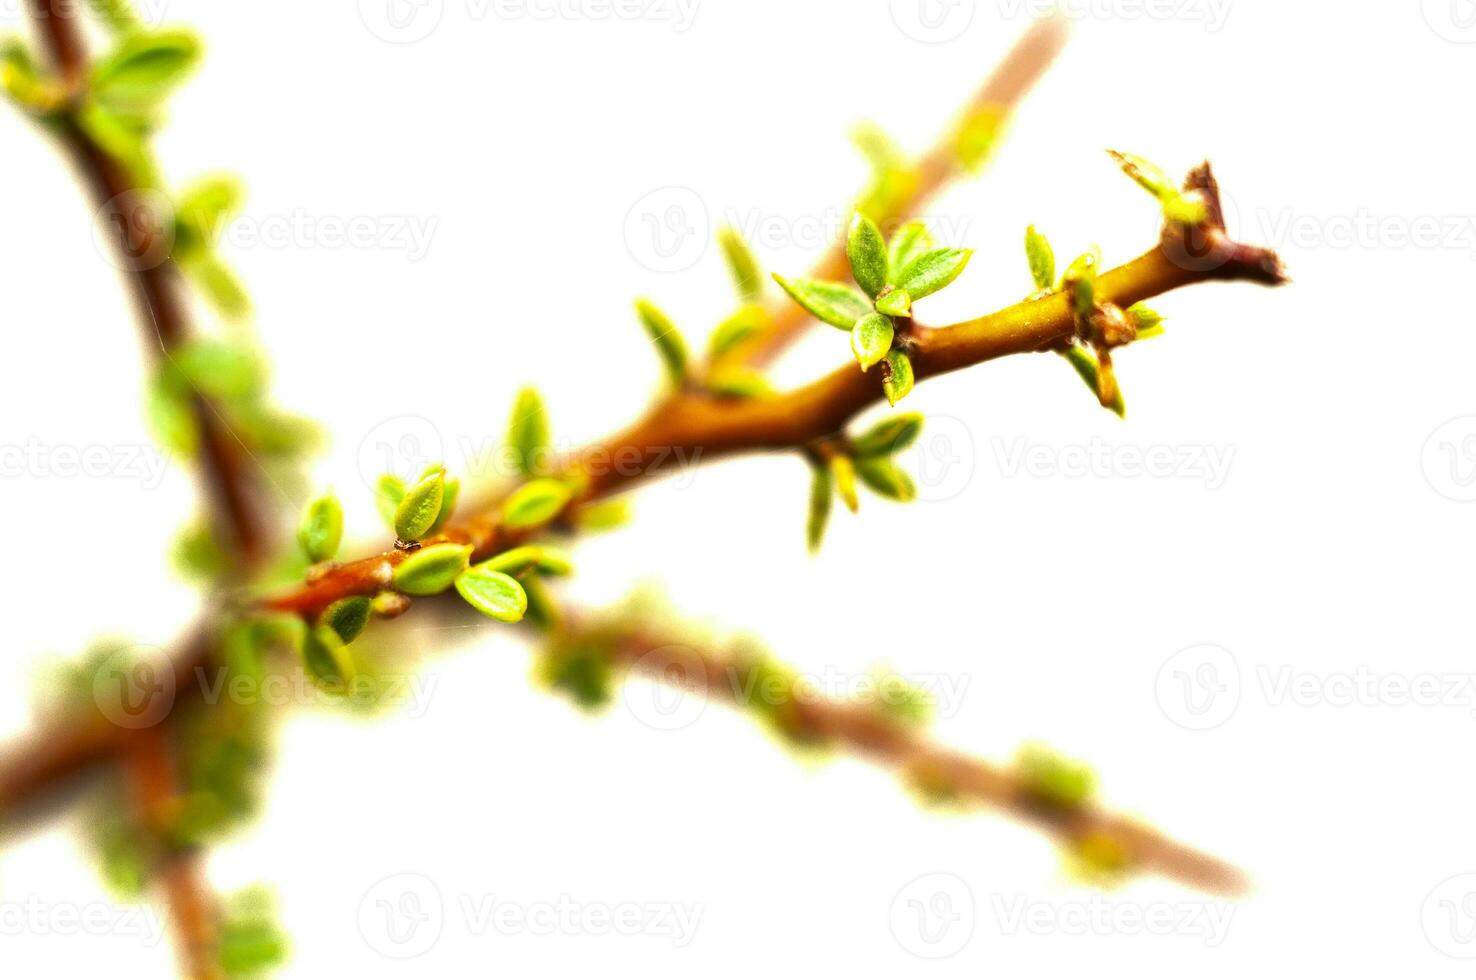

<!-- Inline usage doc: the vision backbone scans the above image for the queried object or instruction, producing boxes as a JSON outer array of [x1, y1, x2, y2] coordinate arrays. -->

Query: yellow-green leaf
[[881, 349, 914, 405], [501, 478, 573, 530], [392, 543, 471, 596], [1025, 225, 1055, 292], [90, 29, 202, 106], [320, 596, 371, 645], [296, 493, 343, 563], [507, 387, 550, 478], [393, 467, 445, 541], [846, 212, 889, 298], [717, 227, 763, 303], [454, 564, 528, 623], [851, 313, 894, 372], [771, 274, 872, 330], [635, 299, 690, 386]]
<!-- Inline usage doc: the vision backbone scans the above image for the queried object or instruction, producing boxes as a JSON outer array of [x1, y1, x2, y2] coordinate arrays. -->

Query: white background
[[3, 0, 1476, 975]]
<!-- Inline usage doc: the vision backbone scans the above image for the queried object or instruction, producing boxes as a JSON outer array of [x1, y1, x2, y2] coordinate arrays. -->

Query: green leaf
[[894, 248, 972, 302], [717, 227, 763, 303], [171, 339, 263, 400], [502, 478, 574, 529], [887, 222, 934, 281], [301, 623, 355, 691], [1025, 225, 1055, 292], [874, 288, 910, 318], [87, 0, 145, 34], [454, 564, 529, 623], [320, 595, 371, 645], [1106, 149, 1178, 201], [480, 544, 573, 578], [851, 312, 894, 372], [851, 413, 923, 458], [180, 253, 250, 320], [706, 364, 772, 399], [393, 467, 445, 541], [575, 498, 631, 533], [1, 39, 56, 112], [635, 299, 690, 386], [392, 543, 471, 596], [806, 461, 832, 553], [90, 29, 202, 106], [707, 304, 766, 359], [855, 456, 916, 502], [1016, 743, 1096, 808], [1062, 248, 1100, 320], [846, 213, 889, 298], [881, 349, 914, 406], [507, 387, 550, 478], [771, 274, 873, 330], [521, 575, 560, 632], [146, 370, 196, 456], [175, 175, 243, 252], [831, 455, 858, 513], [1128, 302, 1165, 339], [954, 104, 1005, 173], [296, 494, 342, 563], [375, 474, 405, 530], [1059, 346, 1124, 416], [427, 476, 459, 535]]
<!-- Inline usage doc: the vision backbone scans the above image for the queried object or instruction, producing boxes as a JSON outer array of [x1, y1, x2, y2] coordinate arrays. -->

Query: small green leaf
[[707, 304, 766, 359], [507, 387, 550, 478], [175, 175, 243, 253], [521, 575, 560, 632], [846, 213, 889, 298], [90, 29, 202, 106], [717, 227, 763, 303], [179, 253, 250, 320], [320, 595, 371, 645], [1025, 225, 1055, 292], [1059, 346, 1124, 416], [171, 339, 263, 400], [1062, 248, 1100, 320], [706, 364, 772, 399], [301, 623, 355, 690], [771, 274, 873, 330], [393, 467, 445, 541], [454, 564, 528, 623], [87, 0, 145, 34], [887, 222, 934, 281], [851, 313, 894, 372], [893, 248, 972, 301], [874, 288, 910, 318], [855, 456, 917, 502], [881, 349, 914, 406], [375, 474, 405, 530], [392, 543, 471, 596], [575, 498, 631, 533], [954, 104, 1005, 173], [1, 39, 56, 112], [851, 413, 924, 458], [635, 299, 690, 386], [831, 455, 858, 513], [806, 461, 833, 553], [1107, 149, 1178, 201], [1128, 302, 1165, 339], [427, 476, 459, 535], [502, 478, 574, 529], [1016, 743, 1096, 808], [481, 545, 573, 578], [146, 370, 196, 456], [296, 494, 342, 563]]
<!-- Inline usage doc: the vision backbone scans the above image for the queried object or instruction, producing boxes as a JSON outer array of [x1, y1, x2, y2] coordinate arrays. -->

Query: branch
[[727, 16, 1069, 366], [24, 1, 269, 568]]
